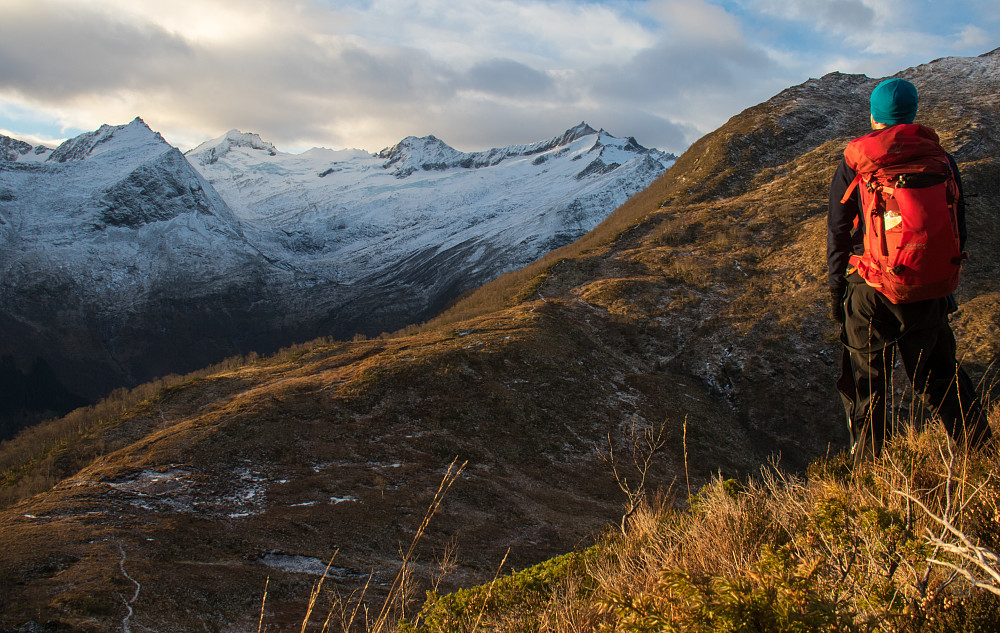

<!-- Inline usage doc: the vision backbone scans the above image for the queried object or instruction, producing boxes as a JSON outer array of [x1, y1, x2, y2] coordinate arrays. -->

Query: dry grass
[[270, 460, 467, 633], [394, 405, 1000, 633], [0, 338, 343, 509]]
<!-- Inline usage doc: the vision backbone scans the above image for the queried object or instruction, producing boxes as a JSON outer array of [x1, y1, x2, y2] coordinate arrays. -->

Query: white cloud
[[0, 0, 996, 156], [955, 24, 991, 50], [72, 0, 323, 45], [337, 0, 658, 68], [648, 0, 746, 44]]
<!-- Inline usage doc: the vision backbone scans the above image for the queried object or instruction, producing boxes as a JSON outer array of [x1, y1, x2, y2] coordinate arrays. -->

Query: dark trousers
[[837, 278, 992, 458]]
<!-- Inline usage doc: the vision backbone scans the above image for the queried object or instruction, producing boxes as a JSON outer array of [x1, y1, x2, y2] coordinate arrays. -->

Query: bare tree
[[599, 416, 669, 533]]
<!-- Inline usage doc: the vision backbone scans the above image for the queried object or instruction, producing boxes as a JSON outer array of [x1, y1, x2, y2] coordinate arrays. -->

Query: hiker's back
[[841, 123, 963, 304]]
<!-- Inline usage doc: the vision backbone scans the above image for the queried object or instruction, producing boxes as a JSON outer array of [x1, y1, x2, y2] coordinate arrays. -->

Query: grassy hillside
[[1, 50, 998, 631], [396, 424, 1000, 633]]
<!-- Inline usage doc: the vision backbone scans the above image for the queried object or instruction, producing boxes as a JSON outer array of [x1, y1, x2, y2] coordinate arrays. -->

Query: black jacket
[[827, 153, 966, 292]]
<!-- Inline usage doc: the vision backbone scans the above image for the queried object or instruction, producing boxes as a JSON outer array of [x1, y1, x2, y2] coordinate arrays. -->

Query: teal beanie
[[870, 78, 918, 125]]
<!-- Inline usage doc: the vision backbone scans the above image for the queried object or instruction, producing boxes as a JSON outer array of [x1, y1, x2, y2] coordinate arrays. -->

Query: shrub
[[399, 548, 598, 633]]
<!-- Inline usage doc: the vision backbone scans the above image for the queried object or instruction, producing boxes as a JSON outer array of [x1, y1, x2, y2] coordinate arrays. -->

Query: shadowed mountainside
[[1, 49, 998, 632]]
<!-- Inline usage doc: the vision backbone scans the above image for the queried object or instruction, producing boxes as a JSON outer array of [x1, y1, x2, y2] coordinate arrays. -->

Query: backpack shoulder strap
[[840, 172, 863, 204]]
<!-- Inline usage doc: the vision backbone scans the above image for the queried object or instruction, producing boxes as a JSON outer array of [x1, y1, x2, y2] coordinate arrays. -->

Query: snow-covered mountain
[[186, 122, 674, 286], [0, 119, 288, 427], [0, 118, 673, 434]]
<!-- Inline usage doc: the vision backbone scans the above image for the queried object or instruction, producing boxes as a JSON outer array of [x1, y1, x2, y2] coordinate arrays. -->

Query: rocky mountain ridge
[[371, 122, 645, 176]]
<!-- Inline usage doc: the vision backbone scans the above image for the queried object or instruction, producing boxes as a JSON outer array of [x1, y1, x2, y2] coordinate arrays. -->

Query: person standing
[[827, 78, 992, 460]]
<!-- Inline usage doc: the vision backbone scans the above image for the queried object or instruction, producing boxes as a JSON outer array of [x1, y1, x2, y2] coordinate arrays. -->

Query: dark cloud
[[335, 45, 459, 102], [591, 38, 775, 103], [0, 4, 190, 98], [462, 58, 554, 97], [0, 3, 460, 110]]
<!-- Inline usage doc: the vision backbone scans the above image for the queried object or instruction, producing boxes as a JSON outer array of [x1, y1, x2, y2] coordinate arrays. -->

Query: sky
[[0, 0, 996, 156]]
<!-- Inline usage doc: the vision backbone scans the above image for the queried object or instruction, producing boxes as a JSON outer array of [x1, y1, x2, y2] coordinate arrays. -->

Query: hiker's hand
[[830, 287, 846, 324], [945, 293, 959, 314]]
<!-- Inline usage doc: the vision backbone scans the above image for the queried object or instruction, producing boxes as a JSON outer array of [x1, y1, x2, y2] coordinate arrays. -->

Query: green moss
[[399, 547, 598, 633]]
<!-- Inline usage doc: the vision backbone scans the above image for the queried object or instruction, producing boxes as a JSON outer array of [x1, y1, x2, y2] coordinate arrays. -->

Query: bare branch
[[893, 441, 1000, 599]]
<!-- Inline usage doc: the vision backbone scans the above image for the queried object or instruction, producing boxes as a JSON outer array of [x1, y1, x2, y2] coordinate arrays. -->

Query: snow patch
[[107, 468, 193, 496], [261, 553, 367, 579]]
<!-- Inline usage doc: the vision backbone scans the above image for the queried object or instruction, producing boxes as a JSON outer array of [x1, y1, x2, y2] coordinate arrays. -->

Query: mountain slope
[[0, 118, 280, 436], [0, 122, 673, 439], [1, 49, 998, 632]]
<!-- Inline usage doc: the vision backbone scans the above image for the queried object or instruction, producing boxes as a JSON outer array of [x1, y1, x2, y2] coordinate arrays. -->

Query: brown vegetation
[[398, 416, 1000, 632]]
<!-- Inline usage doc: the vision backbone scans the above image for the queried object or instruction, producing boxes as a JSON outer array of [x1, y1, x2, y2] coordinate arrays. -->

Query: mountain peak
[[127, 116, 152, 130], [512, 122, 601, 158], [186, 129, 278, 165], [371, 123, 669, 177], [0, 133, 50, 163], [220, 129, 277, 153], [46, 118, 167, 163], [377, 134, 455, 157], [376, 134, 463, 176], [565, 121, 598, 139], [547, 122, 598, 149]]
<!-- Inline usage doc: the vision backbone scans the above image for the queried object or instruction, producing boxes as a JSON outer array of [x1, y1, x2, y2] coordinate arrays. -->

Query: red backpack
[[841, 124, 965, 304]]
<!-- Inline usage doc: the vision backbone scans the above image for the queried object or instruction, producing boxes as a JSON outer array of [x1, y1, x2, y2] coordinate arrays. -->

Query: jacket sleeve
[[948, 154, 968, 250], [827, 158, 863, 291]]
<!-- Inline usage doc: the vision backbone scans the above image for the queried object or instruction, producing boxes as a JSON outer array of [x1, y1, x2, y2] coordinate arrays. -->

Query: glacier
[[186, 121, 674, 286]]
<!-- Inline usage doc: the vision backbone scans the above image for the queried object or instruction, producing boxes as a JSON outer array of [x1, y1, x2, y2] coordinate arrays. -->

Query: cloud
[[742, 0, 886, 34], [0, 0, 995, 156], [586, 0, 782, 139], [336, 0, 658, 68], [818, 0, 877, 30], [648, 0, 747, 44], [0, 2, 191, 98], [591, 38, 774, 101], [0, 0, 695, 152], [462, 59, 554, 98], [0, 1, 461, 149], [731, 0, 998, 72], [955, 24, 991, 50]]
